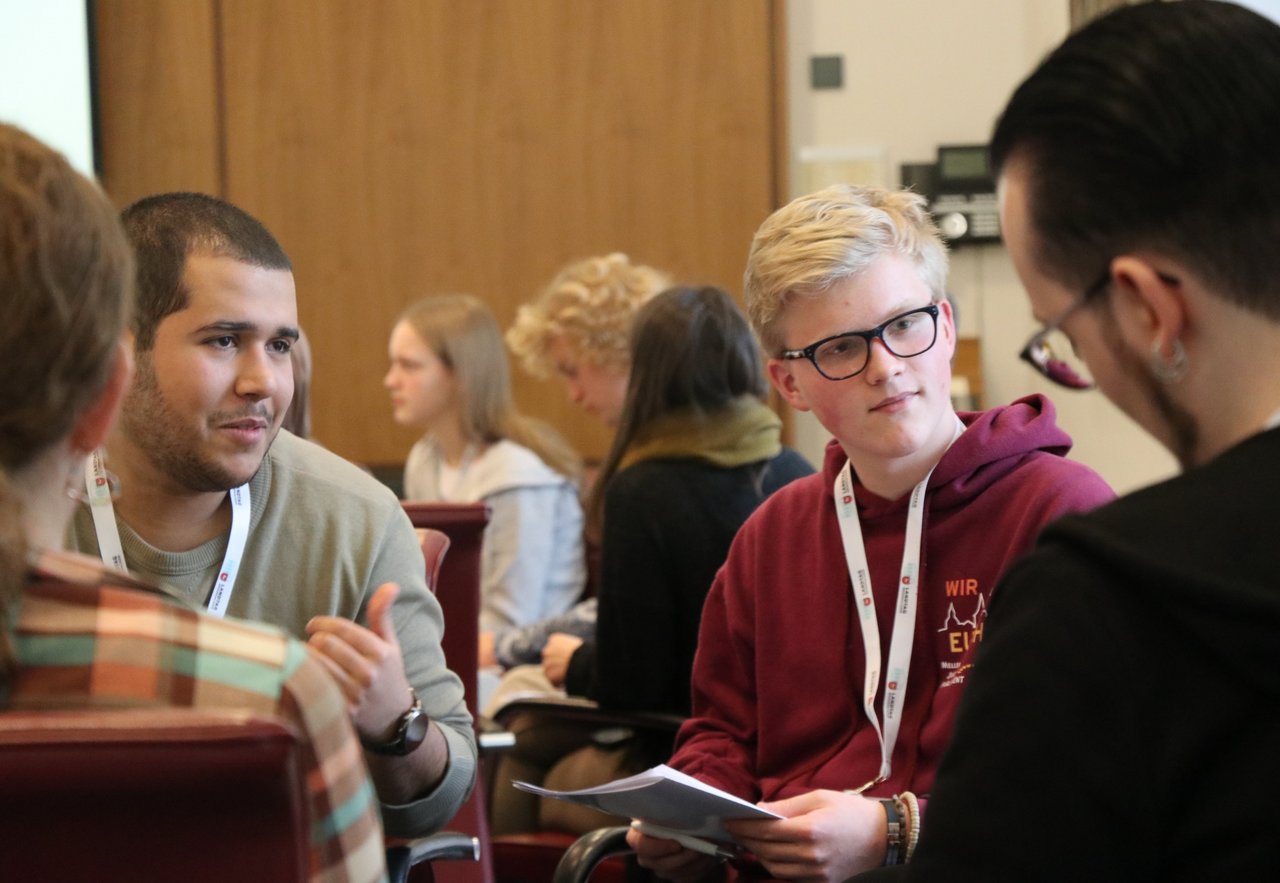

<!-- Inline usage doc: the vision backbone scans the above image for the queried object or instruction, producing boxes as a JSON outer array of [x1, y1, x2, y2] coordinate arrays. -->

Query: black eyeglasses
[[781, 304, 941, 381], [1018, 266, 1181, 390]]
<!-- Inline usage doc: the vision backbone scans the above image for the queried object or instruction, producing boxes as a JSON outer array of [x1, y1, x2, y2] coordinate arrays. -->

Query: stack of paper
[[513, 764, 780, 844]]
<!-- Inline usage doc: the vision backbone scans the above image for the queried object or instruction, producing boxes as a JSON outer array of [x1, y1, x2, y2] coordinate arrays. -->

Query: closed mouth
[[871, 392, 914, 411], [222, 418, 269, 431]]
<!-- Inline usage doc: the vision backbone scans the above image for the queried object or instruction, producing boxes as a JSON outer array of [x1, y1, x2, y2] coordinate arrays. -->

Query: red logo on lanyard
[[219, 572, 229, 582], [863, 597, 872, 607], [888, 680, 898, 690], [901, 575, 911, 585]]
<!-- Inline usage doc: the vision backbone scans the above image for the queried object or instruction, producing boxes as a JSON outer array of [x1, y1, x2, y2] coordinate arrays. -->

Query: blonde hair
[[744, 185, 949, 355], [506, 253, 671, 378], [399, 294, 581, 481]]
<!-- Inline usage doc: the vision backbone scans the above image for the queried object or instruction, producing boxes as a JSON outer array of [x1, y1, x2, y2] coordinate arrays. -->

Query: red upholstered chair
[[0, 708, 310, 882], [406, 502, 495, 883], [404, 502, 490, 719], [0, 707, 477, 883]]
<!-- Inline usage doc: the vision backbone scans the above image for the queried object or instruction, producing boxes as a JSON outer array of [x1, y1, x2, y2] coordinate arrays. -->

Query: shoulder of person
[[264, 429, 402, 515], [467, 439, 569, 496], [770, 446, 817, 478]]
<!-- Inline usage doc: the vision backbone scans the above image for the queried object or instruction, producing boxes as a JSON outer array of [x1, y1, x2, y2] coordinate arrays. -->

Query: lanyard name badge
[[835, 417, 964, 793], [84, 453, 251, 619]]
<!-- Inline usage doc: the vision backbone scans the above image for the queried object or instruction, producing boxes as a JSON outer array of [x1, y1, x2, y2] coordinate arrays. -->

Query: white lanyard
[[1265, 409, 1280, 432], [84, 453, 251, 619], [835, 417, 965, 791], [84, 450, 127, 573]]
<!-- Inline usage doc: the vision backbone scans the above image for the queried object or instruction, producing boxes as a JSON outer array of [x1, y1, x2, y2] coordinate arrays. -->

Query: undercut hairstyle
[[991, 0, 1280, 319], [587, 285, 768, 529], [743, 184, 949, 355], [120, 192, 292, 350], [506, 253, 671, 378]]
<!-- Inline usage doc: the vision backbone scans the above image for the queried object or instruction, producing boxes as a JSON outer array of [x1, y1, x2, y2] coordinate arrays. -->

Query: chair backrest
[[0, 708, 308, 882], [404, 501, 495, 883], [403, 501, 490, 720]]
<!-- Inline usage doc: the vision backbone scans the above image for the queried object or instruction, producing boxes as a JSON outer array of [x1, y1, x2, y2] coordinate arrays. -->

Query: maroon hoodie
[[670, 395, 1115, 802]]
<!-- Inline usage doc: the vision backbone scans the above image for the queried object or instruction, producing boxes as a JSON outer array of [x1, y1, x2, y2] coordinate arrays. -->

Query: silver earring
[[1149, 338, 1188, 384]]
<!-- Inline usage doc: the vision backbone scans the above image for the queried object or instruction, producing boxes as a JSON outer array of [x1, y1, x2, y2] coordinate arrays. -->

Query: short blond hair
[[744, 184, 949, 355], [506, 253, 670, 378]]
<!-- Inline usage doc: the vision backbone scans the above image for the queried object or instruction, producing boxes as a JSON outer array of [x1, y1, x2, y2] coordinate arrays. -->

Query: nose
[[567, 380, 585, 404], [236, 347, 280, 401], [861, 337, 904, 385], [384, 366, 397, 390]]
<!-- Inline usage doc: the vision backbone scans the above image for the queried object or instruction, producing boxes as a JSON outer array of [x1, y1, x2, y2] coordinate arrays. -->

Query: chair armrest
[[551, 826, 633, 883], [386, 831, 481, 883], [477, 714, 517, 753]]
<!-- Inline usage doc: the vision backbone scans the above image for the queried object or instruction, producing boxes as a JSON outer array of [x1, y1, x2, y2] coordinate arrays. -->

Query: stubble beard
[[121, 353, 272, 493]]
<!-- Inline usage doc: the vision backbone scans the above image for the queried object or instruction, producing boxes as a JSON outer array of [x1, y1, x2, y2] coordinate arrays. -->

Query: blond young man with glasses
[[629, 184, 1114, 882]]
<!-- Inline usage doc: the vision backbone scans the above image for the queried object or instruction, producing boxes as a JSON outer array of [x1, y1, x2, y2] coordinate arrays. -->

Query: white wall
[[0, 0, 95, 176], [784, 0, 1178, 493]]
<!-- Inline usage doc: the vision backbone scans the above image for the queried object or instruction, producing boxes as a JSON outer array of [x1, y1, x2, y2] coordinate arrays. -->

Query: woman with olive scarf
[[555, 286, 812, 711]]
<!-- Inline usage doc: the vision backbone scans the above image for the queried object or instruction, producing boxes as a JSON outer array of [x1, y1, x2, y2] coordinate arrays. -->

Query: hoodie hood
[[821, 394, 1074, 517]]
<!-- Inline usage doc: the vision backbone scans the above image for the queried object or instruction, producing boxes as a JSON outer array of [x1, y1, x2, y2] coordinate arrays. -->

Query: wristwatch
[[362, 688, 429, 756]]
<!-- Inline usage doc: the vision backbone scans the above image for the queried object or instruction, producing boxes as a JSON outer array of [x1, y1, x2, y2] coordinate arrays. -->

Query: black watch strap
[[362, 688, 428, 756]]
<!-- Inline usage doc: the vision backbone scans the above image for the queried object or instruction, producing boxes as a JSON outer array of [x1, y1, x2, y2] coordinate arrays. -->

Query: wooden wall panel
[[96, 0, 782, 467], [94, 0, 222, 206], [219, 0, 780, 465]]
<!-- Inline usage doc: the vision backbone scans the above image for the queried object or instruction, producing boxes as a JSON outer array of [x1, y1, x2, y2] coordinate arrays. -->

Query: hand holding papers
[[513, 764, 781, 847]]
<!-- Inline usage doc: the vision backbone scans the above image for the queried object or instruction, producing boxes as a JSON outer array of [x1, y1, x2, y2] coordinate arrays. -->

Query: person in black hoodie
[[860, 2, 1280, 880]]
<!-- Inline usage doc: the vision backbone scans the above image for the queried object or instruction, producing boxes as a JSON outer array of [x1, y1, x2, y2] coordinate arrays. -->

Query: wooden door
[[96, 0, 784, 467]]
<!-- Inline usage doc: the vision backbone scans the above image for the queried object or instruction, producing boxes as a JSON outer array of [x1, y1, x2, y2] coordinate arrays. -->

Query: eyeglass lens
[[1023, 329, 1093, 389], [815, 308, 938, 379]]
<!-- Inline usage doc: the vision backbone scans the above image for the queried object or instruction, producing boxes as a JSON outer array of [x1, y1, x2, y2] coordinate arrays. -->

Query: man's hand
[[724, 789, 887, 883], [627, 823, 720, 883], [306, 581, 413, 741], [541, 632, 584, 686]]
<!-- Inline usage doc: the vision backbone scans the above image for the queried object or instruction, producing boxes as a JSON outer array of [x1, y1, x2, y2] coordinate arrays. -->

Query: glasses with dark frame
[[1019, 266, 1183, 390], [781, 304, 941, 382], [1017, 271, 1111, 390]]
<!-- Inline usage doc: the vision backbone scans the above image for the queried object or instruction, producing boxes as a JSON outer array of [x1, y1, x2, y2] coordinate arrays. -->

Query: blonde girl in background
[[475, 253, 670, 674], [386, 294, 585, 660]]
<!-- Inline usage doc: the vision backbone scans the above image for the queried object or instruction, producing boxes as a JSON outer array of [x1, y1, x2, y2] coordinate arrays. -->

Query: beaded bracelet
[[899, 791, 921, 862]]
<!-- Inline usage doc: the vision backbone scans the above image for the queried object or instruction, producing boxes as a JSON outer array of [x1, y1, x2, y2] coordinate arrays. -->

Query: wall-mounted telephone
[[901, 144, 1000, 246]]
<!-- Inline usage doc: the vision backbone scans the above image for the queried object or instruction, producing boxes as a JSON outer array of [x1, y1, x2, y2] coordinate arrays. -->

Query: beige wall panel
[[217, 0, 779, 465], [93, 0, 222, 206]]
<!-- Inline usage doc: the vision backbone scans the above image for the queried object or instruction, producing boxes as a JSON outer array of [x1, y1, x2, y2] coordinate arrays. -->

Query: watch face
[[402, 708, 429, 752]]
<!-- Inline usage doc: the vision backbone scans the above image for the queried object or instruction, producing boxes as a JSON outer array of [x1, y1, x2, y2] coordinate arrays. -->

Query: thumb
[[367, 582, 402, 645]]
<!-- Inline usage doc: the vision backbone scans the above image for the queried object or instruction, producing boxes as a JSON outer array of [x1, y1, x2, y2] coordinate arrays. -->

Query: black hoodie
[[889, 423, 1280, 881]]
